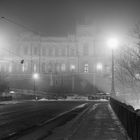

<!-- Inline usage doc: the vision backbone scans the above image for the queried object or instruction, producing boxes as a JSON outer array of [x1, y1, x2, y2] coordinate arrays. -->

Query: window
[[9, 64, 12, 72], [61, 48, 66, 56], [48, 47, 53, 56], [34, 47, 38, 55], [83, 43, 89, 56], [69, 48, 75, 56], [84, 64, 88, 73], [33, 64, 37, 72], [42, 48, 46, 56], [42, 62, 46, 73], [55, 63, 60, 72], [55, 48, 59, 56], [61, 64, 66, 72], [22, 63, 28, 72], [22, 64, 25, 72], [48, 63, 53, 72], [70, 64, 76, 72], [24, 47, 28, 55]]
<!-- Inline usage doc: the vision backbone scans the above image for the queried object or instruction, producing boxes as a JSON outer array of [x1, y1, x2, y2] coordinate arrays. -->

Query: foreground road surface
[[0, 100, 89, 139]]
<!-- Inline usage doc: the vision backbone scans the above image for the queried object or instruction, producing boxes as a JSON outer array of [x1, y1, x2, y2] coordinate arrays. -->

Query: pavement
[[0, 100, 32, 105], [46, 102, 129, 140]]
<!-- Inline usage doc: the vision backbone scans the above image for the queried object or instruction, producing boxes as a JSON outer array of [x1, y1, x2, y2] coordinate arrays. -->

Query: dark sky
[[0, 0, 140, 36]]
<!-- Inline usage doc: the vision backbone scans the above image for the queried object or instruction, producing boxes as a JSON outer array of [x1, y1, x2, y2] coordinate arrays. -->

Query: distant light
[[33, 73, 39, 79], [9, 91, 15, 94], [96, 63, 103, 71], [107, 37, 119, 50], [70, 64, 75, 70]]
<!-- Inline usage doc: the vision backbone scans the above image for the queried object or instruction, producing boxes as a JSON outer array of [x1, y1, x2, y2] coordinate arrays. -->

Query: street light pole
[[33, 73, 39, 100], [34, 78, 36, 99], [71, 65, 75, 93], [107, 37, 119, 96], [111, 49, 115, 95], [72, 74, 75, 93]]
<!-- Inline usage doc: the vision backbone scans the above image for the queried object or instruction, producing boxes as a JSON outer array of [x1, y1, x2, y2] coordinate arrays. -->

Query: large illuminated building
[[0, 25, 111, 95]]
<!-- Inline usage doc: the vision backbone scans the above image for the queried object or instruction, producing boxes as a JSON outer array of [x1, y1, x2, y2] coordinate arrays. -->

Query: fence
[[110, 97, 140, 140]]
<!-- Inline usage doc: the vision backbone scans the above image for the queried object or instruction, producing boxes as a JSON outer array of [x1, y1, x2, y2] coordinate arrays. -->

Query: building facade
[[0, 25, 112, 94]]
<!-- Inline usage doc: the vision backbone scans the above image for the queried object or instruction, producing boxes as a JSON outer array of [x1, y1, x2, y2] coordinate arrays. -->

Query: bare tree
[[115, 23, 140, 103]]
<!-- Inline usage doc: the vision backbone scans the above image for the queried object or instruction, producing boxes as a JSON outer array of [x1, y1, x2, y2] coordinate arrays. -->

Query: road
[[0, 100, 89, 139]]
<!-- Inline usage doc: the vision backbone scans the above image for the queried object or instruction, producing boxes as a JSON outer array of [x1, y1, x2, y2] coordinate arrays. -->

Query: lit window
[[84, 64, 88, 73], [96, 63, 103, 71], [70, 64, 75, 71]]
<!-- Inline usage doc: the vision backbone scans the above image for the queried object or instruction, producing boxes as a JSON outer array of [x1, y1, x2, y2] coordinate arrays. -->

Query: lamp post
[[33, 73, 39, 100], [107, 37, 118, 96], [71, 65, 75, 93]]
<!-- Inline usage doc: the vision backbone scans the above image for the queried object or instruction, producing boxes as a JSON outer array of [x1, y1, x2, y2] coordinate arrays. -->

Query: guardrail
[[110, 97, 140, 140]]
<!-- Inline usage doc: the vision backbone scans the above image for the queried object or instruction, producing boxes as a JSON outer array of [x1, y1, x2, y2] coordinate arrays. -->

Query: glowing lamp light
[[107, 37, 119, 50], [33, 73, 39, 79], [70, 64, 75, 70], [96, 63, 103, 71]]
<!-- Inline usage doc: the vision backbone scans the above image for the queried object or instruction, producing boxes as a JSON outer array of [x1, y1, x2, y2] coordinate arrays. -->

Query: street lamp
[[33, 73, 39, 100], [107, 37, 119, 96], [70, 64, 75, 93]]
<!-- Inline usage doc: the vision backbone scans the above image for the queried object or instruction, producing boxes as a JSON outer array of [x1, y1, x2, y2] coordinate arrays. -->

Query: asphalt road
[[0, 100, 88, 139]]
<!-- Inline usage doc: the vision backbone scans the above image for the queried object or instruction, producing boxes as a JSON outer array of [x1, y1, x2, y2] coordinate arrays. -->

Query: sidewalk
[[46, 102, 129, 140], [0, 100, 33, 105]]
